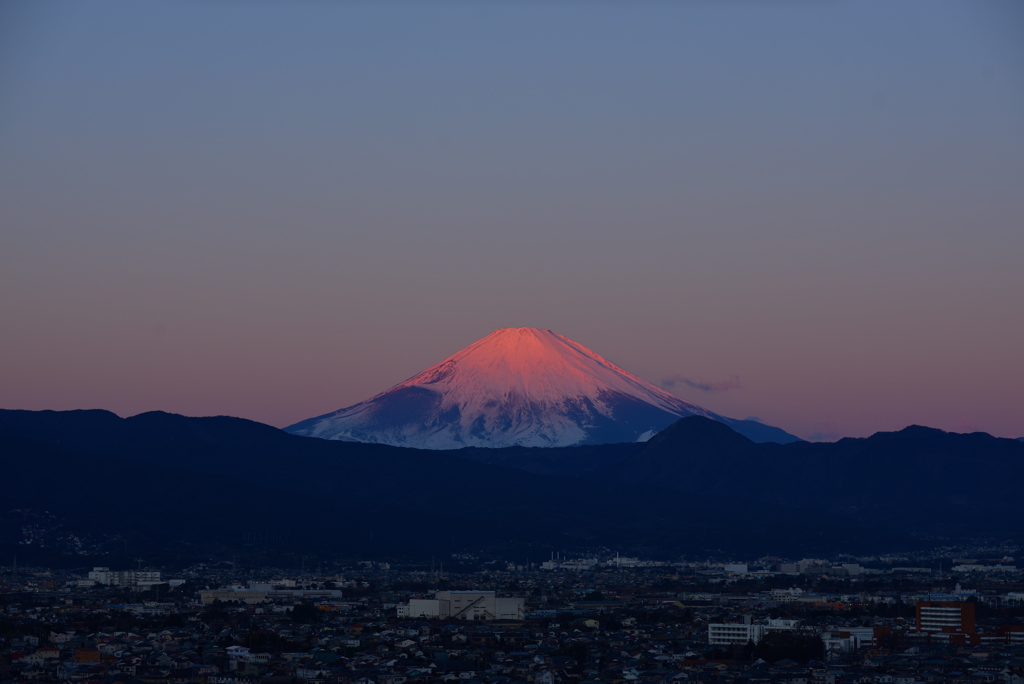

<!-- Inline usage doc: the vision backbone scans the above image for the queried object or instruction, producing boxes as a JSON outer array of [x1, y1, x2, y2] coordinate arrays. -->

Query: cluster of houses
[[2, 557, 1024, 684], [5, 602, 1024, 684]]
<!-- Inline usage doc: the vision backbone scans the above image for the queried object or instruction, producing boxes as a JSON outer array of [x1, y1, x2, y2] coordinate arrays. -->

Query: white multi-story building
[[88, 567, 162, 587], [708, 622, 764, 646], [708, 617, 799, 645], [770, 588, 805, 601]]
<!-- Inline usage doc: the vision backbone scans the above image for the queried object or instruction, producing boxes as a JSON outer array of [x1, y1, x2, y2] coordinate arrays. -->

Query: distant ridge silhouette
[[0, 409, 877, 561], [1, 409, 1021, 562]]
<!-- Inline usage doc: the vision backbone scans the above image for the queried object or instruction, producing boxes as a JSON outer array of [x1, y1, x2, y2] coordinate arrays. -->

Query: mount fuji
[[286, 327, 800, 448]]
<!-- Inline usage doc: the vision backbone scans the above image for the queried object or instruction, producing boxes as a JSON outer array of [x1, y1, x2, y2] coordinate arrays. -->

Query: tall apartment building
[[915, 601, 975, 634]]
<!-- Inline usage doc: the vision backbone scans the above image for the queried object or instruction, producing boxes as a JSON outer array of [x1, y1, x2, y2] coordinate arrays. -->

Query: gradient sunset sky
[[1, 1, 1022, 441]]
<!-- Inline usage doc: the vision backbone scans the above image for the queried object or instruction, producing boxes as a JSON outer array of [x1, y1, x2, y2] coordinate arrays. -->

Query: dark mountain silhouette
[[615, 418, 1024, 536], [453, 416, 1024, 539], [0, 410, 896, 563], [2, 409, 1019, 562]]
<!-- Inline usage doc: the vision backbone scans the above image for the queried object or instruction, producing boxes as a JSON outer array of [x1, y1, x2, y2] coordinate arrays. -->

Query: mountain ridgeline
[[455, 417, 1024, 538], [0, 409, 1021, 564]]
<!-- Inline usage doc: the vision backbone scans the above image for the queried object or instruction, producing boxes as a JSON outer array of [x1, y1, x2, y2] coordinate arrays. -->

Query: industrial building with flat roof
[[397, 590, 524, 621]]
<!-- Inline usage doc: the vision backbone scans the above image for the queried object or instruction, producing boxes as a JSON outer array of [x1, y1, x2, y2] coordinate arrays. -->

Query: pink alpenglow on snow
[[286, 327, 800, 448]]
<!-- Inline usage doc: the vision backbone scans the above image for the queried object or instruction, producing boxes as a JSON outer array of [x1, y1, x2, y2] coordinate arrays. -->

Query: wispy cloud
[[807, 422, 842, 442], [661, 374, 742, 393]]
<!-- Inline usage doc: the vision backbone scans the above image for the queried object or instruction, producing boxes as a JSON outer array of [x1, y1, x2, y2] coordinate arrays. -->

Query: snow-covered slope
[[286, 327, 800, 448]]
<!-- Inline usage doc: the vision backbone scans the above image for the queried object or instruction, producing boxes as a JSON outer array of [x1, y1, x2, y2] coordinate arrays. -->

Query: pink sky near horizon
[[1, 1, 1022, 441]]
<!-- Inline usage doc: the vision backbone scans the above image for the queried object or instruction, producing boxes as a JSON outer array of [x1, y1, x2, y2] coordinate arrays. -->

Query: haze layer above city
[[2, 0, 1023, 443]]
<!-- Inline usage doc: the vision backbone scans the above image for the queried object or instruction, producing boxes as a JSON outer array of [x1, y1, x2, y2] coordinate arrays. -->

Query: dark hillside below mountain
[[620, 419, 1024, 536], [2, 409, 1017, 562], [0, 410, 897, 563], [451, 416, 1024, 539]]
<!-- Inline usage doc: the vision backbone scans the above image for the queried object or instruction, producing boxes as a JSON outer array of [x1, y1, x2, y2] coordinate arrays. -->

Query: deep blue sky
[[1, 1, 1022, 439]]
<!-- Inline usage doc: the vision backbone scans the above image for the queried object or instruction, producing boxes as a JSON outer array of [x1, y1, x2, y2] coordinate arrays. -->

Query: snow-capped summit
[[286, 327, 799, 448]]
